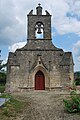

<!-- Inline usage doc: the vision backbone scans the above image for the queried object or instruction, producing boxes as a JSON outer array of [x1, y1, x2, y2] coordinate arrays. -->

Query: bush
[[75, 78, 80, 86], [0, 84, 5, 93], [0, 72, 6, 84], [63, 91, 80, 113]]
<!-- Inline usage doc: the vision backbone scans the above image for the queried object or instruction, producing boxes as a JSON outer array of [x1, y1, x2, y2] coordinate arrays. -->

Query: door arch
[[35, 70, 45, 90]]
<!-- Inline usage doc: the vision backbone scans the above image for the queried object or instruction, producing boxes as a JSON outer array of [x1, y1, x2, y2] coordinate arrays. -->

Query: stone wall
[[6, 39, 74, 92], [6, 4, 74, 92]]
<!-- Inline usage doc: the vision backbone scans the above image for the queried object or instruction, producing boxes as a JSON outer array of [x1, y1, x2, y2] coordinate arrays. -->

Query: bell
[[37, 28, 42, 34]]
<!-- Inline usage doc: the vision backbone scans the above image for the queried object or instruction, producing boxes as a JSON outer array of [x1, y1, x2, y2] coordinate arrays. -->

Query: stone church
[[6, 4, 74, 92]]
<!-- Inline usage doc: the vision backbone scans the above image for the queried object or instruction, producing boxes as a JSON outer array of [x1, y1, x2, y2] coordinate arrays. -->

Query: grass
[[0, 84, 5, 93], [0, 93, 25, 118]]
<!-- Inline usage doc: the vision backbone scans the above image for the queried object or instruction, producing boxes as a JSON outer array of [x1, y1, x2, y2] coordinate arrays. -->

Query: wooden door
[[35, 70, 45, 90]]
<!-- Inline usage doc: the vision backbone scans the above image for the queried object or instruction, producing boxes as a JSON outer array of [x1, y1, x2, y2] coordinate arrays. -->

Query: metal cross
[[38, 3, 41, 6]]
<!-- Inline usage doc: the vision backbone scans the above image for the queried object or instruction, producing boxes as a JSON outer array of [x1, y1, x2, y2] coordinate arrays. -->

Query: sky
[[0, 0, 80, 72]]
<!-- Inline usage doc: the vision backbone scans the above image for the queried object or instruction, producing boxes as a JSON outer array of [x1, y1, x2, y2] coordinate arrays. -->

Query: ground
[[10, 91, 80, 120], [0, 91, 80, 120]]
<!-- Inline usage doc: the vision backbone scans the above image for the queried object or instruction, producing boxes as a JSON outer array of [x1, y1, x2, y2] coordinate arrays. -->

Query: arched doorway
[[35, 70, 45, 90]]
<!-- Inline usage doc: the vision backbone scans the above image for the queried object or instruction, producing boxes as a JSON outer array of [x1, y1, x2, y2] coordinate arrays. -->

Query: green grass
[[0, 84, 5, 93], [0, 93, 25, 117]]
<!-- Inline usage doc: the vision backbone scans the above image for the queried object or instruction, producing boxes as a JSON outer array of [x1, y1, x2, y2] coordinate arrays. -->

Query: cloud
[[72, 40, 80, 71], [0, 0, 27, 45], [8, 41, 26, 52], [78, 56, 80, 62], [65, 0, 80, 18], [0, 0, 80, 46], [45, 0, 80, 35], [73, 41, 80, 55], [50, 0, 80, 35]]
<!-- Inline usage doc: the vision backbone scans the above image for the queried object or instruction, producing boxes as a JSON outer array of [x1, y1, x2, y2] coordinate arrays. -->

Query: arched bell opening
[[35, 70, 45, 90], [35, 22, 44, 39]]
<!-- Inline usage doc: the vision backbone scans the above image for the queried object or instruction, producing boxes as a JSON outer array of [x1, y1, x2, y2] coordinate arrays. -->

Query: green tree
[[74, 72, 80, 86], [0, 50, 7, 84], [0, 50, 3, 69], [0, 50, 7, 71], [0, 50, 7, 92]]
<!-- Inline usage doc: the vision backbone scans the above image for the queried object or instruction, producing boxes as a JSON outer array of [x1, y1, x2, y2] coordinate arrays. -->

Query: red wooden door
[[35, 70, 45, 90]]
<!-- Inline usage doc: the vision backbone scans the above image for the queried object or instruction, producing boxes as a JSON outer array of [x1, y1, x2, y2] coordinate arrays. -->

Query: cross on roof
[[38, 3, 41, 6]]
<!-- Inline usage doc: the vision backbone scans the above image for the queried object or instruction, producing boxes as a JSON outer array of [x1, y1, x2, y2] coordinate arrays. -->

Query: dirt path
[[13, 91, 80, 120]]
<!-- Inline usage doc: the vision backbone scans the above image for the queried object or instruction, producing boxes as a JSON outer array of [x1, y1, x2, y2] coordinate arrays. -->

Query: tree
[[0, 50, 7, 71], [74, 72, 80, 86], [0, 50, 7, 85], [0, 50, 3, 70]]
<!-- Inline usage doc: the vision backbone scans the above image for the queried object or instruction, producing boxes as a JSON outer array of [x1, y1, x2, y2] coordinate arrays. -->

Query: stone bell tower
[[27, 3, 51, 40], [6, 4, 74, 92]]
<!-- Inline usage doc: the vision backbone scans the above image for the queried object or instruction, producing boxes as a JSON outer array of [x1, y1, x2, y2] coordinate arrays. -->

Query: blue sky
[[0, 0, 80, 72]]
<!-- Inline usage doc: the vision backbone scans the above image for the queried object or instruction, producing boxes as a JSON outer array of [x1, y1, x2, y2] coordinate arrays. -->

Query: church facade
[[6, 4, 74, 92]]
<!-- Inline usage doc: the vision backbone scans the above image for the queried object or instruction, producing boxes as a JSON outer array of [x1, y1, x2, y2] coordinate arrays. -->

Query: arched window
[[35, 22, 44, 39]]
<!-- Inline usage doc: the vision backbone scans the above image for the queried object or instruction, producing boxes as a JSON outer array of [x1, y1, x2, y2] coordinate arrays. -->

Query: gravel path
[[12, 91, 80, 120]]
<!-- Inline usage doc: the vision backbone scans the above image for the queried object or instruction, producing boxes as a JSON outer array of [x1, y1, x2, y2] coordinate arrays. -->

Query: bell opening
[[35, 22, 44, 39]]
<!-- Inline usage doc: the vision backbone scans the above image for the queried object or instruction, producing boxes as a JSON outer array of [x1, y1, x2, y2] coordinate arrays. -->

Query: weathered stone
[[6, 4, 74, 92]]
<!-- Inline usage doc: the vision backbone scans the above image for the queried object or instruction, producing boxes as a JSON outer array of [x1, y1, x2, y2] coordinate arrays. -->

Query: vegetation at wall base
[[74, 71, 80, 86], [0, 84, 5, 93], [63, 91, 80, 113], [0, 52, 7, 93], [0, 72, 6, 84], [0, 93, 25, 117], [0, 71, 6, 93], [75, 78, 80, 86]]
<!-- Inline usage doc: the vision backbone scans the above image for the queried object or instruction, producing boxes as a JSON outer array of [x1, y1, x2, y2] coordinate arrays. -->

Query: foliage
[[0, 72, 6, 84], [0, 63, 7, 71], [74, 72, 80, 78], [75, 78, 80, 86], [0, 72, 6, 93], [0, 93, 10, 98], [74, 71, 80, 86], [0, 52, 7, 72], [0, 50, 7, 72], [0, 93, 25, 117], [63, 91, 80, 113], [0, 51, 6, 93], [0, 84, 5, 93]]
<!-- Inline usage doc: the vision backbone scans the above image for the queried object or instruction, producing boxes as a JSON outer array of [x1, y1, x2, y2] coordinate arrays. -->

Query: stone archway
[[35, 70, 45, 90]]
